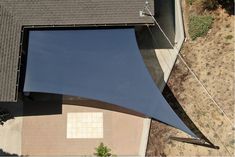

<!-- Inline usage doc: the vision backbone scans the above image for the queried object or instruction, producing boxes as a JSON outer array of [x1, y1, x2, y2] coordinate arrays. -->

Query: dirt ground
[[146, 1, 234, 156]]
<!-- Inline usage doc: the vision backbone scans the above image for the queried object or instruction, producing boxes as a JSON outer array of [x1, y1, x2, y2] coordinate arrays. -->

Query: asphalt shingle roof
[[0, 0, 154, 102]]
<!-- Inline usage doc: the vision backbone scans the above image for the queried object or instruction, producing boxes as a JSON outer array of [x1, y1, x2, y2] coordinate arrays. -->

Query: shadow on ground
[[0, 92, 146, 118], [204, 0, 234, 15], [0, 93, 62, 117], [162, 84, 218, 148], [0, 148, 26, 157], [0, 108, 14, 125]]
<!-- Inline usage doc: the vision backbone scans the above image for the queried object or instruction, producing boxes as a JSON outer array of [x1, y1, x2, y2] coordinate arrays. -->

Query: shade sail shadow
[[22, 93, 62, 116], [0, 102, 23, 118], [170, 137, 219, 149], [0, 108, 14, 125], [0, 149, 20, 156], [162, 84, 218, 148], [0, 93, 62, 117]]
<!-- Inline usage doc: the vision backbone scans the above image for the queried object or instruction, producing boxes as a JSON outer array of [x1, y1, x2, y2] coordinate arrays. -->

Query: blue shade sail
[[24, 28, 195, 137]]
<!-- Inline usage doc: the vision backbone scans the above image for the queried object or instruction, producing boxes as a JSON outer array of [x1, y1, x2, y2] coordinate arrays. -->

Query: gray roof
[[0, 0, 154, 102]]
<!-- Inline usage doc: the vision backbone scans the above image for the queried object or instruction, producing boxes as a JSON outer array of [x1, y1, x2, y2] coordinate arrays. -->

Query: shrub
[[202, 0, 219, 10], [202, 0, 234, 14], [218, 0, 234, 15], [94, 143, 114, 157], [225, 35, 233, 40], [189, 15, 213, 40]]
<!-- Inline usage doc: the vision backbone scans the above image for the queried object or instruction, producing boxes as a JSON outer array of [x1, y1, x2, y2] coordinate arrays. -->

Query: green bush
[[225, 35, 233, 40], [189, 15, 213, 40], [94, 143, 115, 157]]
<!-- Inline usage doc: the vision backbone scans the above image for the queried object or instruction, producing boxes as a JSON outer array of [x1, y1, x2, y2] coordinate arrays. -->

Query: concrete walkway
[[21, 102, 144, 156]]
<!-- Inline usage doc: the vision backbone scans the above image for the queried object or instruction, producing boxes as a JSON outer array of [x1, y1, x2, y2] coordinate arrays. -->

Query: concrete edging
[[138, 0, 185, 156]]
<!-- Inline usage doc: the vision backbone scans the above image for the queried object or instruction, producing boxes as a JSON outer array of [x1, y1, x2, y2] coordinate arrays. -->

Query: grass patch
[[225, 35, 233, 40], [189, 15, 213, 40]]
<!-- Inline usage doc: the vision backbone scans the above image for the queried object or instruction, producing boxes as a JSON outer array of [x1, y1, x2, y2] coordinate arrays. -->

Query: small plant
[[189, 15, 213, 40], [226, 24, 230, 28], [94, 142, 115, 157], [225, 35, 233, 40], [188, 0, 196, 5]]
